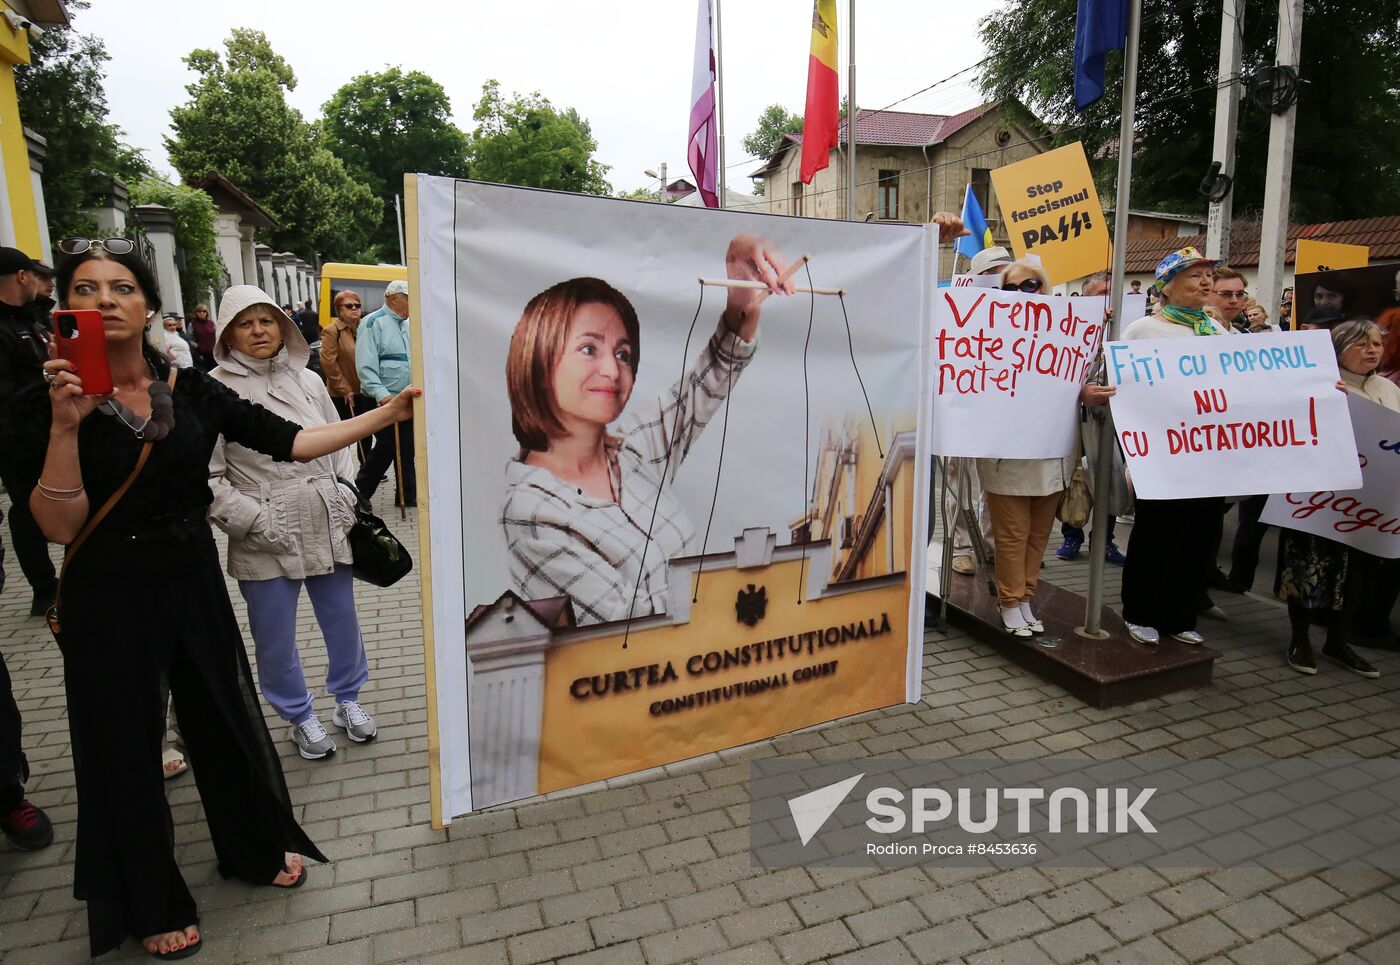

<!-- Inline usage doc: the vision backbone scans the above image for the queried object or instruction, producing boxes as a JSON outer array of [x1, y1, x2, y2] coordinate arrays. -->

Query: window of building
[[971, 168, 992, 217], [791, 181, 804, 216], [877, 170, 900, 220]]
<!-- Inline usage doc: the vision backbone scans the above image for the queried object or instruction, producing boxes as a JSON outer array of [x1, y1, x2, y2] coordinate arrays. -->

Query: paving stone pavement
[[2, 492, 1399, 964]]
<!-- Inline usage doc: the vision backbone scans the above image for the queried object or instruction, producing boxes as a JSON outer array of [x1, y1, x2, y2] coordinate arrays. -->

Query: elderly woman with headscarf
[[208, 286, 378, 761], [1116, 248, 1234, 647], [1278, 321, 1399, 675]]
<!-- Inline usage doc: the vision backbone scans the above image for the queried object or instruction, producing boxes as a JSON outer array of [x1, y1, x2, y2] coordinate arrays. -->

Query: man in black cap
[[0, 245, 58, 615], [0, 245, 55, 851]]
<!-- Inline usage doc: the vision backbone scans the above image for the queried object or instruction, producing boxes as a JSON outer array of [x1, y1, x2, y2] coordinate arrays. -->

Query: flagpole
[[1082, 0, 1141, 638], [715, 0, 727, 208], [846, 0, 856, 221]]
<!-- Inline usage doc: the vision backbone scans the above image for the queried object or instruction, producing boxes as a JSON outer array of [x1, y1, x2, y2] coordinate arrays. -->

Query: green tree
[[15, 1, 150, 244], [165, 29, 378, 260], [978, 0, 1400, 224], [741, 104, 804, 195], [742, 104, 804, 161], [128, 179, 224, 311], [321, 68, 470, 261], [466, 81, 611, 195]]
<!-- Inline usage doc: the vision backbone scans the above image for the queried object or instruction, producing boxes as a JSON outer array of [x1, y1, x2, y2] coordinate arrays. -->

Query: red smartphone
[[52, 309, 113, 396]]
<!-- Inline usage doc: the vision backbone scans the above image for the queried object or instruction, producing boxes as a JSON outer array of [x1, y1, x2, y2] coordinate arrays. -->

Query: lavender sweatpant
[[238, 564, 369, 724]]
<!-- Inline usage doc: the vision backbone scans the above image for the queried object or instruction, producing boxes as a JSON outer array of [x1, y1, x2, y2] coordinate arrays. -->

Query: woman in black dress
[[6, 242, 418, 959]]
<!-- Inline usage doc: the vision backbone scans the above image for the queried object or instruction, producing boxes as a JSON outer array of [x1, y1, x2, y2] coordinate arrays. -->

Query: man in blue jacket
[[355, 280, 415, 506]]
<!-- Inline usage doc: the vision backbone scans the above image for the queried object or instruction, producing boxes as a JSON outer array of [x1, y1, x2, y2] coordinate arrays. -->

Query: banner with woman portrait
[[409, 177, 935, 821]]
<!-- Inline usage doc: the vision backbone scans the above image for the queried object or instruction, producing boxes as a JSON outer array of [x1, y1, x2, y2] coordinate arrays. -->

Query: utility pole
[[1205, 0, 1245, 261], [1256, 0, 1303, 315], [846, 0, 856, 221], [1082, 0, 1142, 638]]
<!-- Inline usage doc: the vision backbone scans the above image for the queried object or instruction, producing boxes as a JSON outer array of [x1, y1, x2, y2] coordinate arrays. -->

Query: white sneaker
[[1126, 623, 1160, 646], [1018, 602, 1045, 634], [1000, 607, 1033, 638], [333, 700, 378, 743], [291, 717, 337, 760]]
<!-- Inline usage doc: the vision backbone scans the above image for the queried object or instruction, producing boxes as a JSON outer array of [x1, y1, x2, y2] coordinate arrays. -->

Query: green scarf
[[1160, 304, 1219, 336]]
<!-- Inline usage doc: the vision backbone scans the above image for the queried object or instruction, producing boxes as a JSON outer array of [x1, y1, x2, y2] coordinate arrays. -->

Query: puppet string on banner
[[619, 254, 884, 649]]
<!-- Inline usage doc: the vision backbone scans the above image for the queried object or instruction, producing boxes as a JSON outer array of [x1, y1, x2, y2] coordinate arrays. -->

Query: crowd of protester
[[0, 241, 417, 958], [0, 220, 1396, 960]]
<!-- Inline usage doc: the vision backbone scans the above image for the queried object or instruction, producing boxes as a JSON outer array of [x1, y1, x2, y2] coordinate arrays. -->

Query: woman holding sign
[[1118, 248, 1232, 647], [1278, 321, 1396, 676], [976, 259, 1115, 638]]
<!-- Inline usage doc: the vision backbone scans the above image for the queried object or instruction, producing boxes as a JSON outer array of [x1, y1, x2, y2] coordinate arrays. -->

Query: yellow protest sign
[[1295, 239, 1367, 274], [1292, 240, 1367, 325], [989, 142, 1109, 286]]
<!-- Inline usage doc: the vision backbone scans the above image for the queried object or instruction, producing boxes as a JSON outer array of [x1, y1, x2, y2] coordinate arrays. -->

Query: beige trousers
[[985, 491, 1062, 608]]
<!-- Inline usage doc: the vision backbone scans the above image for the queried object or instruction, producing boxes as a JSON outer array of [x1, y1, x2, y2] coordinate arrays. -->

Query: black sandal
[[271, 861, 308, 889]]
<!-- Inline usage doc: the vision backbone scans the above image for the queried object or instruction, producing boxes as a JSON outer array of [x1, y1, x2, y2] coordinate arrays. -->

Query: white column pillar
[[464, 600, 552, 808], [132, 204, 185, 314], [213, 213, 245, 288], [239, 225, 257, 290], [24, 128, 51, 261]]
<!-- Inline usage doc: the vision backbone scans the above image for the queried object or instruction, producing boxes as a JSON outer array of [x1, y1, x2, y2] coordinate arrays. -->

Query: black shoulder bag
[[336, 477, 413, 587]]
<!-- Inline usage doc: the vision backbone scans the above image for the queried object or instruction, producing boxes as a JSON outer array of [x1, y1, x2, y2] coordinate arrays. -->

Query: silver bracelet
[[37, 487, 84, 501]]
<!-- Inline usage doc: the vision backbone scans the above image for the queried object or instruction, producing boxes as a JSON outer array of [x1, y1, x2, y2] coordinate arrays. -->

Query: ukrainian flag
[[954, 184, 994, 261]]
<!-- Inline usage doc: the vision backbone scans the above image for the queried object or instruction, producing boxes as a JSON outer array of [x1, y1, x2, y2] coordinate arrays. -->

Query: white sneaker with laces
[[333, 700, 378, 743], [291, 716, 337, 760]]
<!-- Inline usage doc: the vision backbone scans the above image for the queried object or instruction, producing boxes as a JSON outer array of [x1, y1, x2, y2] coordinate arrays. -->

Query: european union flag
[[1073, 0, 1131, 110], [954, 184, 993, 261]]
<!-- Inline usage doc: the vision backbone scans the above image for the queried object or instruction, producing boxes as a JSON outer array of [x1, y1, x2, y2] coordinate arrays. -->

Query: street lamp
[[643, 162, 668, 200]]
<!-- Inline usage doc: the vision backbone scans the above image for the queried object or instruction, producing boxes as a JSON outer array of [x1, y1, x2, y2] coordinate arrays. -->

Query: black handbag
[[336, 477, 413, 587]]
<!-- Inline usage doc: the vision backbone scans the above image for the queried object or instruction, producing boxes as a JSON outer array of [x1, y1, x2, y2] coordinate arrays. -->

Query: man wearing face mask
[[0, 247, 58, 615]]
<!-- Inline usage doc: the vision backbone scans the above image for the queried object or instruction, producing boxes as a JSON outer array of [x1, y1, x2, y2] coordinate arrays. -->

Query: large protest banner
[[988, 143, 1110, 286], [931, 287, 1106, 457], [1260, 393, 1400, 559], [1104, 330, 1361, 499], [409, 177, 934, 821]]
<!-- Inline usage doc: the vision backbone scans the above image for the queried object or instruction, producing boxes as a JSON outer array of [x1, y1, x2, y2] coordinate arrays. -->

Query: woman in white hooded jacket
[[208, 286, 376, 759]]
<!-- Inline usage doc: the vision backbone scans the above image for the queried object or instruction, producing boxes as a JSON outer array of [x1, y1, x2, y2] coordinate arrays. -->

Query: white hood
[[213, 284, 309, 372]]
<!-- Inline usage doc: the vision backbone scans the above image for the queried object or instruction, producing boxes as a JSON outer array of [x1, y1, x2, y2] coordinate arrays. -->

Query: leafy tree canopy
[[742, 104, 804, 162], [321, 67, 470, 261], [978, 0, 1400, 224], [15, 0, 150, 244], [166, 29, 377, 260], [466, 81, 611, 195], [128, 179, 223, 310]]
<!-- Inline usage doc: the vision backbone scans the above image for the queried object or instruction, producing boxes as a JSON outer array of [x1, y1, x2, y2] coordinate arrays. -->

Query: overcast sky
[[79, 0, 998, 196]]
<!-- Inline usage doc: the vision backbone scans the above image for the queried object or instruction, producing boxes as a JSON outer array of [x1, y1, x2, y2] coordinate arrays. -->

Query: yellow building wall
[[0, 9, 40, 256], [536, 556, 910, 793]]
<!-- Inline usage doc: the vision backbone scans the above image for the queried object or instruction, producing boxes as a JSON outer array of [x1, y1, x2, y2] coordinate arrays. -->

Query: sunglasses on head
[[1000, 278, 1043, 293], [58, 237, 136, 256]]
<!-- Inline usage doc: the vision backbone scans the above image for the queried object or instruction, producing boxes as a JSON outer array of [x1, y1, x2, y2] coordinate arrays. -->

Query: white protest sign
[[1260, 393, 1400, 558], [932, 288, 1106, 457], [1105, 329, 1361, 499]]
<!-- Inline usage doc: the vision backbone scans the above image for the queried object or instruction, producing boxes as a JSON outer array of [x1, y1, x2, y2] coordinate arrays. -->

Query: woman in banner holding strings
[[500, 233, 796, 626]]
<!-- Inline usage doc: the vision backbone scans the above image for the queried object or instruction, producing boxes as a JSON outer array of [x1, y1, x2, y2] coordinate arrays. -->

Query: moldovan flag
[[800, 0, 840, 184], [687, 0, 719, 208]]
